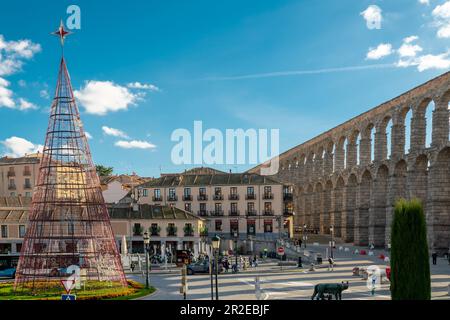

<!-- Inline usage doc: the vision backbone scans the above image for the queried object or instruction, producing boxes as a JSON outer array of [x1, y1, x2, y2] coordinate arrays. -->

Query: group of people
[[431, 251, 450, 265], [221, 255, 259, 273]]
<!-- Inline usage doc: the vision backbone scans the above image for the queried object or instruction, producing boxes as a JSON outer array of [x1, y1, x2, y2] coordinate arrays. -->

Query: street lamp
[[329, 226, 334, 259], [211, 235, 221, 300], [303, 224, 308, 249], [143, 231, 150, 289]]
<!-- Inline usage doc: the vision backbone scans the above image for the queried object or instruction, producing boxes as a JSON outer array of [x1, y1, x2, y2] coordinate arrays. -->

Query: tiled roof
[[107, 204, 204, 221], [138, 172, 282, 188], [0, 154, 40, 165]]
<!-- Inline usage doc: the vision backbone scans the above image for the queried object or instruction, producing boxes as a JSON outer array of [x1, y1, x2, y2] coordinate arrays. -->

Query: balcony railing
[[229, 210, 240, 216], [246, 210, 257, 216], [7, 171, 15, 177], [152, 196, 163, 202], [23, 170, 31, 176], [210, 210, 224, 217], [198, 210, 208, 217], [228, 194, 239, 200], [283, 193, 293, 201], [263, 210, 274, 216], [183, 195, 193, 201], [246, 194, 256, 200], [213, 194, 224, 201], [263, 193, 274, 200], [168, 195, 178, 201], [24, 184, 32, 189], [184, 232, 194, 237], [8, 185, 16, 190], [197, 195, 208, 201]]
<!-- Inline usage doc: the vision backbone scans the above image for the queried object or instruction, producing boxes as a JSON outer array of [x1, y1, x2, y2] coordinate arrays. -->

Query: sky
[[0, 0, 449, 177]]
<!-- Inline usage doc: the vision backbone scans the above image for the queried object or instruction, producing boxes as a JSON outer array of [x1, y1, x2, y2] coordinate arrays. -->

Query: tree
[[96, 165, 113, 177], [390, 199, 431, 300]]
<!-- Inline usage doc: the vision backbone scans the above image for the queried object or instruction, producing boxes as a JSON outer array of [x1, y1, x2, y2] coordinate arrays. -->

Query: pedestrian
[[328, 256, 334, 272], [432, 252, 437, 265], [224, 259, 229, 273], [253, 255, 258, 267]]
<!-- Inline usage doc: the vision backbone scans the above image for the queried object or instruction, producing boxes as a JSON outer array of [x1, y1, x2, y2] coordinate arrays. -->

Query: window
[[142, 189, 148, 197], [247, 187, 254, 195], [154, 189, 161, 200], [185, 203, 192, 212], [247, 220, 256, 235], [230, 220, 239, 235], [214, 203, 222, 215], [150, 223, 159, 236], [24, 178, 31, 189], [133, 223, 143, 236], [264, 202, 272, 215], [169, 188, 176, 200], [247, 202, 255, 214], [230, 203, 238, 214], [200, 203, 206, 211], [19, 225, 26, 238], [264, 220, 273, 233], [1, 225, 7, 238], [184, 188, 191, 196], [264, 186, 272, 194], [25, 192, 32, 198], [199, 187, 206, 195], [230, 187, 237, 195], [215, 220, 222, 231], [215, 187, 222, 195]]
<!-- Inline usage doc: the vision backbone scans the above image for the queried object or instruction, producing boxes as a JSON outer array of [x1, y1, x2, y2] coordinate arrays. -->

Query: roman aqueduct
[[250, 72, 450, 251]]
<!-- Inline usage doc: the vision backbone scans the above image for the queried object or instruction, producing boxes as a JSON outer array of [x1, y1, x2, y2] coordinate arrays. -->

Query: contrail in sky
[[204, 63, 396, 81]]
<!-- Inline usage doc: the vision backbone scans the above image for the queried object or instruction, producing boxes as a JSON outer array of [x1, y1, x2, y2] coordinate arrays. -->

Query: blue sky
[[0, 0, 449, 177]]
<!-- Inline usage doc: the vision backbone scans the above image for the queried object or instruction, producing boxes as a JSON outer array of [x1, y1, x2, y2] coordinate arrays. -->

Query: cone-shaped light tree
[[390, 199, 431, 300]]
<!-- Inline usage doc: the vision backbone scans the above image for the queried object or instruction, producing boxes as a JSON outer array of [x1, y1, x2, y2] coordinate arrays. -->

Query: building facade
[[249, 71, 450, 252], [0, 154, 40, 198], [0, 196, 205, 262], [135, 169, 294, 251]]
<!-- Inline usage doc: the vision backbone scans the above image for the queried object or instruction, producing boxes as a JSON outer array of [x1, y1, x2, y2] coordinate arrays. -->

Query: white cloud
[[40, 89, 49, 99], [114, 140, 156, 150], [85, 132, 93, 139], [419, 0, 430, 5], [432, 1, 450, 38], [366, 43, 393, 60], [1, 136, 43, 157], [361, 5, 382, 30], [0, 34, 41, 111], [398, 36, 423, 58], [74, 81, 138, 115], [417, 53, 450, 71], [102, 126, 129, 138], [17, 98, 38, 111], [127, 82, 160, 92]]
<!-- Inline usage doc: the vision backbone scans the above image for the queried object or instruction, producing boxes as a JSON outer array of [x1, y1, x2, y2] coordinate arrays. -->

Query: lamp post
[[329, 226, 334, 259], [303, 224, 308, 249], [233, 231, 238, 271], [211, 235, 221, 300], [143, 231, 150, 289]]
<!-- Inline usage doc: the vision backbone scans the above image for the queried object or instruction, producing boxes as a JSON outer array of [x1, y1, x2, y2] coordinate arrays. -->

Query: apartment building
[[135, 168, 294, 250], [0, 154, 40, 198], [0, 196, 205, 261]]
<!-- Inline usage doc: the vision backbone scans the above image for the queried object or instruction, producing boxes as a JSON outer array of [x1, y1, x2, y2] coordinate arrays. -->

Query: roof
[[138, 172, 282, 188], [162, 167, 227, 176], [108, 204, 205, 221], [0, 196, 202, 223], [0, 154, 41, 165], [100, 174, 150, 187]]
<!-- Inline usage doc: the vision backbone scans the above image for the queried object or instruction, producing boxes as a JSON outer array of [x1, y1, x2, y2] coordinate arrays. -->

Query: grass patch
[[0, 280, 155, 300]]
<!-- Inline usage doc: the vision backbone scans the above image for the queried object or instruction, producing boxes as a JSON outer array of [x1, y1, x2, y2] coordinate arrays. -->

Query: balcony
[[198, 210, 208, 217], [183, 195, 193, 201], [197, 195, 208, 201], [229, 210, 240, 216], [246, 194, 256, 200], [7, 171, 15, 177], [184, 231, 194, 237], [210, 210, 224, 217], [283, 210, 294, 217], [263, 193, 274, 200], [8, 185, 16, 190], [24, 184, 32, 189], [213, 194, 224, 201], [283, 193, 293, 201], [23, 170, 31, 176], [246, 210, 257, 217], [152, 196, 163, 202], [263, 210, 274, 216], [228, 194, 239, 200], [168, 195, 178, 201]]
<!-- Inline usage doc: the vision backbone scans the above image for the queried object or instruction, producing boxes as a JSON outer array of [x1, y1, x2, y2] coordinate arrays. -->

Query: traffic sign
[[61, 294, 76, 300], [277, 247, 285, 256], [61, 279, 75, 294]]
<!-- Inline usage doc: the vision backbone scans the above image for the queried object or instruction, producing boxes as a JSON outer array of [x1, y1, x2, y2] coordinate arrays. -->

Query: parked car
[[0, 267, 16, 279], [186, 260, 223, 275]]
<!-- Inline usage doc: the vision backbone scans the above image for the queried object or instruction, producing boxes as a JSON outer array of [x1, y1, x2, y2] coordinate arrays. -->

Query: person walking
[[432, 252, 438, 265], [224, 259, 230, 273], [328, 256, 334, 272]]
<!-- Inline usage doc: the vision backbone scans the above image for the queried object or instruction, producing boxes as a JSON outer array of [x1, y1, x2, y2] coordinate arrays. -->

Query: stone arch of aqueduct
[[250, 72, 450, 252]]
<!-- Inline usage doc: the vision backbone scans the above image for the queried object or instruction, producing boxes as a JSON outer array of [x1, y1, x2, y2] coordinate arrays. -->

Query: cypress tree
[[390, 199, 431, 300]]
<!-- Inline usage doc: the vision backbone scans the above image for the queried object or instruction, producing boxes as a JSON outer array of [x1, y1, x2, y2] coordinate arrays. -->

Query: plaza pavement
[[130, 244, 450, 300]]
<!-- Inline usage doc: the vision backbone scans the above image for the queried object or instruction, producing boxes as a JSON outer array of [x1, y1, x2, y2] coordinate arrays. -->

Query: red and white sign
[[277, 247, 285, 256], [61, 274, 76, 294]]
